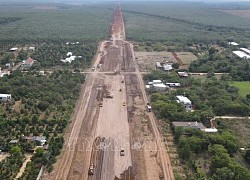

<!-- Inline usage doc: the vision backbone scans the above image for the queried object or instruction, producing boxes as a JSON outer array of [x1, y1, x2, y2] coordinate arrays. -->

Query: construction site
[[43, 4, 174, 180]]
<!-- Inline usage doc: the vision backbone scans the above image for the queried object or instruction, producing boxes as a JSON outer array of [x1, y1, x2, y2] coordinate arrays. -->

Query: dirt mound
[[114, 166, 135, 180]]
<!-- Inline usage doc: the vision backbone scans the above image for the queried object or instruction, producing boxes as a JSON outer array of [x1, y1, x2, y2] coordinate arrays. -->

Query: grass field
[[230, 81, 250, 97], [219, 119, 250, 147], [0, 4, 112, 43]]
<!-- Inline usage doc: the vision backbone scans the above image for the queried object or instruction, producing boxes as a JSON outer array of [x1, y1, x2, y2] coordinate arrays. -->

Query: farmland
[[121, 2, 250, 44], [0, 4, 112, 44], [230, 81, 250, 97]]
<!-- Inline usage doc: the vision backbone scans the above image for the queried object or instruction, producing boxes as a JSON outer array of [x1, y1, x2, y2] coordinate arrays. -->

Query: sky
[[1, 0, 250, 4]]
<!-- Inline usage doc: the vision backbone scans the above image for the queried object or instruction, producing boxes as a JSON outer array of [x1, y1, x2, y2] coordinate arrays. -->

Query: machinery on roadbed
[[147, 103, 152, 112], [99, 101, 103, 107], [104, 91, 113, 98], [88, 164, 95, 175], [120, 148, 125, 156]]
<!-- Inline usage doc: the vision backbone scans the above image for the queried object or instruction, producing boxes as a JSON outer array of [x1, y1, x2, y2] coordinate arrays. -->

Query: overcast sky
[[2, 0, 250, 4]]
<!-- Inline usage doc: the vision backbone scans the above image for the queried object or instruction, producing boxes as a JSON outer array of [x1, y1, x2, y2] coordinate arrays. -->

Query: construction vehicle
[[120, 148, 125, 156], [146, 103, 152, 112], [123, 101, 126, 106], [147, 105, 152, 112], [88, 164, 95, 175], [105, 93, 113, 98], [104, 91, 113, 98], [99, 102, 103, 107]]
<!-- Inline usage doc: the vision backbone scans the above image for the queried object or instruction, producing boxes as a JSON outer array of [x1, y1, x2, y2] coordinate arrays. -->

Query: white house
[[163, 64, 173, 71], [229, 42, 239, 46], [0, 94, 11, 102], [147, 80, 167, 92], [233, 51, 250, 59], [9, 47, 18, 51], [240, 48, 250, 55], [153, 83, 167, 91], [29, 47, 35, 51], [152, 80, 162, 84], [176, 95, 192, 111], [67, 52, 73, 56]]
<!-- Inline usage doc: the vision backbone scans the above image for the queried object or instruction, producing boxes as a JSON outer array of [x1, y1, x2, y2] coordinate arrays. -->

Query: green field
[[230, 81, 250, 97]]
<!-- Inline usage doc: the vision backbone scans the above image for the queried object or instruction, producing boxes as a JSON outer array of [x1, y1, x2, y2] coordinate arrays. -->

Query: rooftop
[[233, 51, 250, 59], [229, 42, 239, 46], [152, 80, 162, 84], [178, 71, 189, 77], [240, 48, 250, 55], [172, 121, 205, 130], [153, 83, 167, 88], [176, 95, 191, 104], [25, 57, 34, 64]]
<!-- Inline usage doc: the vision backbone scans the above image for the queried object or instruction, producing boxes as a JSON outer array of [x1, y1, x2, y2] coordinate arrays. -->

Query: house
[[24, 136, 46, 146], [32, 136, 46, 146], [152, 80, 162, 84], [0, 68, 10, 77], [240, 48, 250, 55], [0, 94, 11, 102], [163, 64, 173, 71], [21, 57, 34, 69], [9, 139, 19, 144], [5, 63, 11, 68], [147, 80, 167, 92], [9, 48, 18, 51], [233, 51, 250, 59], [228, 42, 239, 46], [166, 83, 181, 88], [67, 52, 73, 56], [29, 47, 35, 51], [39, 71, 45, 76], [176, 95, 192, 111], [178, 72, 189, 77], [155, 62, 163, 68], [153, 83, 167, 91], [172, 121, 205, 131]]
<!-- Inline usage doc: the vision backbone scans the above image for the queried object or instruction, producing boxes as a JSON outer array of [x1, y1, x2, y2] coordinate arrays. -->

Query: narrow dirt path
[[15, 154, 33, 179]]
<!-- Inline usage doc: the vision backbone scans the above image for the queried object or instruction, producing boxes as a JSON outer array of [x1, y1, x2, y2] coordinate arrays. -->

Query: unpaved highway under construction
[[43, 4, 174, 180]]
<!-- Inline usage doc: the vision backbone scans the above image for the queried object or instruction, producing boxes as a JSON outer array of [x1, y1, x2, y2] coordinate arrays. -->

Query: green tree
[[10, 146, 22, 156]]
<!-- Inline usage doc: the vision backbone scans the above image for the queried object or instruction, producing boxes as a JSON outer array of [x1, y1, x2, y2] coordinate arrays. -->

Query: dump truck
[[105, 92, 113, 98], [88, 164, 95, 175], [99, 102, 103, 107], [120, 148, 125, 156], [147, 105, 152, 112]]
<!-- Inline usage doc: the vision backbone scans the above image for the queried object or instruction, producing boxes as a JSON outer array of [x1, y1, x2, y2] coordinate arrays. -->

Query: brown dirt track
[[43, 4, 174, 180]]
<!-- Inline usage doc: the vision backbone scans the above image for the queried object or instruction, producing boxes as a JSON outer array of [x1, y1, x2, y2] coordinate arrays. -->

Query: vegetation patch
[[229, 81, 250, 97], [0, 70, 85, 178]]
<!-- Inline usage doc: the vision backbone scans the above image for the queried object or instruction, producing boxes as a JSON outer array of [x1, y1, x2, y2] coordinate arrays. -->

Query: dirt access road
[[43, 4, 174, 180]]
